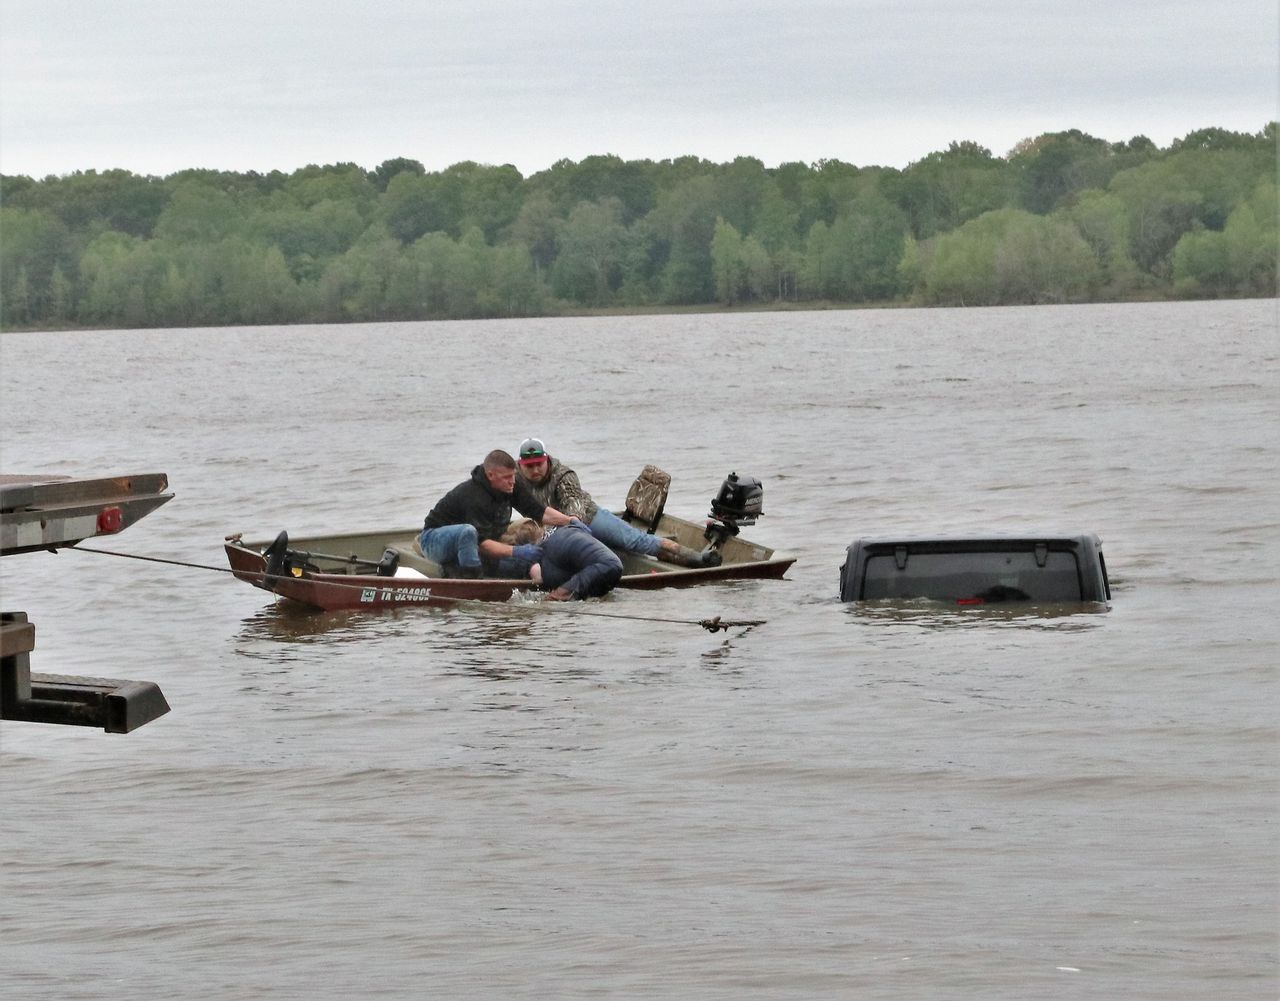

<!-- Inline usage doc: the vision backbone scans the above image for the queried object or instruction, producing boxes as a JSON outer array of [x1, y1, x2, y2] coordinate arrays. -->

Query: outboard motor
[[705, 472, 765, 549]]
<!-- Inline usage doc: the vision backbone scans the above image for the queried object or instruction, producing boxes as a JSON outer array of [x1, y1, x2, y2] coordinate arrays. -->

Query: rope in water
[[68, 544, 764, 633]]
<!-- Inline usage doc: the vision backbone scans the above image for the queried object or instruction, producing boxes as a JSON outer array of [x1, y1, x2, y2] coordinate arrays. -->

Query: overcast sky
[[1, 0, 1275, 179]]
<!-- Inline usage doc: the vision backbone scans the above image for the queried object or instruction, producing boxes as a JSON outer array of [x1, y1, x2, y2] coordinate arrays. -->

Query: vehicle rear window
[[861, 550, 1083, 602]]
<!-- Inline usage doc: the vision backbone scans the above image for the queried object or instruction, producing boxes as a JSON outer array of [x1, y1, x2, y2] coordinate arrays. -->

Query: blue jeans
[[587, 507, 663, 556], [419, 524, 532, 578], [419, 524, 481, 569], [540, 523, 624, 597]]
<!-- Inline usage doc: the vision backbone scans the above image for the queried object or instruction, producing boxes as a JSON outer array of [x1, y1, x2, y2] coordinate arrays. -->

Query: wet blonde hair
[[500, 519, 545, 546]]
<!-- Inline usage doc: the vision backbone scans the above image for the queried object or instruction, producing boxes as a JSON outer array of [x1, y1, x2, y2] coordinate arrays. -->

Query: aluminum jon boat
[[223, 470, 795, 612]]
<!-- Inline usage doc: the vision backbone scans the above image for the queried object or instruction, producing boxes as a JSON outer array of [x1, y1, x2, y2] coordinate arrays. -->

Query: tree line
[[1, 124, 1274, 330]]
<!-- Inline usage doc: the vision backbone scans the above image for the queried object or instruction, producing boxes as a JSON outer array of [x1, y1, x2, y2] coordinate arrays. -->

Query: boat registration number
[[361, 587, 432, 603]]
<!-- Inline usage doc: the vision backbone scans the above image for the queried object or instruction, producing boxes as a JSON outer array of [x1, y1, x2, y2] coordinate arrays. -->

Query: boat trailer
[[1, 474, 174, 733]]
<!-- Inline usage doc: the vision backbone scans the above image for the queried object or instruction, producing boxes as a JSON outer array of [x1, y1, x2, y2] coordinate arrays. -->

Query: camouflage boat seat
[[622, 465, 671, 534]]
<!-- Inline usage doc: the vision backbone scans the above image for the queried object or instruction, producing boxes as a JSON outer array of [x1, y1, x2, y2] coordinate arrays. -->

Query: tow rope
[[67, 544, 765, 633]]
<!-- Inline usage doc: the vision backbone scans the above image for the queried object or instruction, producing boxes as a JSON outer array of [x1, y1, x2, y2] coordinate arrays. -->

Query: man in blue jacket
[[420, 450, 574, 578], [503, 519, 624, 600]]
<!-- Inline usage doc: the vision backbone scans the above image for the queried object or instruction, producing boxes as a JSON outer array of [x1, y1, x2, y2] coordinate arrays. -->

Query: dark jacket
[[423, 465, 547, 543], [537, 523, 624, 598]]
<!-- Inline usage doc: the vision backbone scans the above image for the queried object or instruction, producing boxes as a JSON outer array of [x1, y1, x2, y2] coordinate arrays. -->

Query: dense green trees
[[1173, 178, 1278, 297], [1, 123, 1274, 329], [918, 209, 1099, 306]]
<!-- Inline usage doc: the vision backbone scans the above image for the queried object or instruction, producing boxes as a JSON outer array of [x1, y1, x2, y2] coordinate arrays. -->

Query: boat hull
[[223, 513, 794, 612], [224, 543, 535, 611]]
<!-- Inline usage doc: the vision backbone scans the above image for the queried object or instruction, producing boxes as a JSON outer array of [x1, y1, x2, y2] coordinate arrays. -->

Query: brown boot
[[657, 542, 722, 568]]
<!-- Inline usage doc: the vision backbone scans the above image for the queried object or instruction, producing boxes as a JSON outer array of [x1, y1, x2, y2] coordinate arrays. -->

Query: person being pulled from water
[[419, 449, 574, 578], [501, 519, 623, 601], [514, 437, 720, 568]]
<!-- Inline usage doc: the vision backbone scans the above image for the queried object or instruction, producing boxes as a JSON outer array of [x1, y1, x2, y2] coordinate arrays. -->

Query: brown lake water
[[1, 299, 1276, 999]]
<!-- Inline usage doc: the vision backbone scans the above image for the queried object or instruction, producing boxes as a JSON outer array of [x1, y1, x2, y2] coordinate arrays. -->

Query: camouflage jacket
[[518, 456, 599, 522]]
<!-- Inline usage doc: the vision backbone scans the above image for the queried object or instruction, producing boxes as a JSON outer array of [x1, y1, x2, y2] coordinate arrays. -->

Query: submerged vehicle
[[225, 471, 794, 612], [839, 534, 1111, 606]]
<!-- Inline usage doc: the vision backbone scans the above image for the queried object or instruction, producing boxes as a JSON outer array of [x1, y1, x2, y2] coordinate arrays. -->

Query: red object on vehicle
[[97, 506, 123, 533]]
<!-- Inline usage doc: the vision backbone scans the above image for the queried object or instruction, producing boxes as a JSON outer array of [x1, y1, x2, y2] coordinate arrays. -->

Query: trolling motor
[[262, 530, 292, 579], [260, 530, 324, 579], [260, 530, 397, 579], [704, 472, 765, 550]]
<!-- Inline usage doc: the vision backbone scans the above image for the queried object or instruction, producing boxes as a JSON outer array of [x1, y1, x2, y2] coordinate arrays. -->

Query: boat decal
[[360, 585, 434, 603]]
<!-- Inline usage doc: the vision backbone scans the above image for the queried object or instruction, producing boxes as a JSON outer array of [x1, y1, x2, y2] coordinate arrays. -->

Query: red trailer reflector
[[97, 506, 123, 533]]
